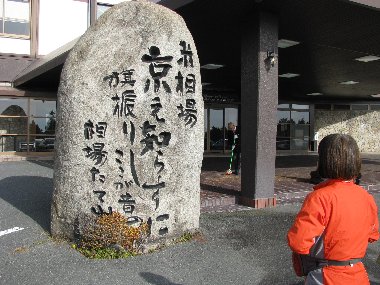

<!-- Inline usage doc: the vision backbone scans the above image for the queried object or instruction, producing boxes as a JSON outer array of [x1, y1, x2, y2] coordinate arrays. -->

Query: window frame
[[0, 0, 31, 39], [96, 2, 113, 19], [276, 103, 311, 151], [0, 97, 56, 153]]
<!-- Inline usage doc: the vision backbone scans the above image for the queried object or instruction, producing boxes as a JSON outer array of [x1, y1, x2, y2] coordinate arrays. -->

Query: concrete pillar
[[240, 11, 278, 208]]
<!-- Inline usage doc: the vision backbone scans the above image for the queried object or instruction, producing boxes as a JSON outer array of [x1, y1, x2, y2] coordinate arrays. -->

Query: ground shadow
[[275, 155, 318, 168], [202, 156, 320, 171], [202, 155, 380, 171], [139, 272, 183, 285], [201, 157, 231, 172], [220, 211, 306, 285], [28, 160, 54, 169], [200, 183, 241, 196], [0, 176, 53, 232], [276, 176, 312, 183], [220, 210, 380, 285], [366, 247, 380, 285]]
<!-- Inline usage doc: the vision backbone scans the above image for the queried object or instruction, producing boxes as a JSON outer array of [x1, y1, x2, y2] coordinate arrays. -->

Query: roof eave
[[13, 37, 79, 87]]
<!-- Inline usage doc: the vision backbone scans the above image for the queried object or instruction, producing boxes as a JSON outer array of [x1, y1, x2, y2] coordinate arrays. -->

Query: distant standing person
[[233, 125, 241, 175], [287, 133, 379, 284], [227, 122, 236, 150]]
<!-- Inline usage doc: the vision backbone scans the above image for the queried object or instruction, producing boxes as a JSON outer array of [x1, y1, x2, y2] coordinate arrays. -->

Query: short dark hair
[[317, 134, 361, 180]]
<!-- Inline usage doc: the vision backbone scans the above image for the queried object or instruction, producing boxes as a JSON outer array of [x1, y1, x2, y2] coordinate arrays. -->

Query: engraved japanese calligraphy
[[52, 1, 203, 245]]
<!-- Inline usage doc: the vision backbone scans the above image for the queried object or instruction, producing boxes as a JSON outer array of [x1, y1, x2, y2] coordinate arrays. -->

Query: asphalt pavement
[[0, 160, 379, 285]]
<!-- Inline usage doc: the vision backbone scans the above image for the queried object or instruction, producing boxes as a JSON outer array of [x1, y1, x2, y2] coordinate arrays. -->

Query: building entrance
[[276, 104, 310, 151], [204, 106, 238, 153]]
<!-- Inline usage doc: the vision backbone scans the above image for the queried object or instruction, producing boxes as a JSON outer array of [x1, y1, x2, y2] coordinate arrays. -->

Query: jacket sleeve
[[287, 192, 328, 254], [368, 195, 379, 243]]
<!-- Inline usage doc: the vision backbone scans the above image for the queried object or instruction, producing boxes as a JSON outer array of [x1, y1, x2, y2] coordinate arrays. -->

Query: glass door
[[204, 107, 239, 153], [224, 108, 238, 152], [209, 109, 224, 151], [276, 104, 310, 151]]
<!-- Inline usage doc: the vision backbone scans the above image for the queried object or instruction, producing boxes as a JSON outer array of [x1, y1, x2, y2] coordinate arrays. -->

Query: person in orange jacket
[[287, 133, 379, 285]]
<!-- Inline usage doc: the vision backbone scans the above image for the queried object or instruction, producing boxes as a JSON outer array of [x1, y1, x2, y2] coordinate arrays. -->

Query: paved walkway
[[0, 157, 379, 285], [200, 153, 380, 213], [2, 152, 380, 213]]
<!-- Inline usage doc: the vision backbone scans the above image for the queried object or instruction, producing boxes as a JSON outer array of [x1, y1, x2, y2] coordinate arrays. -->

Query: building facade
[[1, 0, 380, 155], [0, 0, 132, 154]]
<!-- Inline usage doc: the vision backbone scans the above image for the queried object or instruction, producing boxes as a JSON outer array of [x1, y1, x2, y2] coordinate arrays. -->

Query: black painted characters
[[83, 41, 198, 236]]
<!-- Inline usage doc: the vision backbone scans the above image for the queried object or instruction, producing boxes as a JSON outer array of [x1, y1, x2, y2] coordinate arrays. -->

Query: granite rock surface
[[51, 0, 203, 242]]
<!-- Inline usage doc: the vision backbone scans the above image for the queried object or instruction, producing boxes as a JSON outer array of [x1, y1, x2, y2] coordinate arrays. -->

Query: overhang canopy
[[13, 0, 380, 102], [0, 54, 35, 83], [13, 38, 78, 91], [173, 0, 380, 102]]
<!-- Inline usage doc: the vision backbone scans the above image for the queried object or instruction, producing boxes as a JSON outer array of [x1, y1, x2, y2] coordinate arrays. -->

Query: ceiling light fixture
[[340, 80, 359, 85], [371, 94, 380, 98], [306, 92, 323, 96], [201, 82, 212, 86], [354, 55, 380, 62], [201, 64, 224, 70], [278, 39, 300, 48], [279, 73, 300, 78]]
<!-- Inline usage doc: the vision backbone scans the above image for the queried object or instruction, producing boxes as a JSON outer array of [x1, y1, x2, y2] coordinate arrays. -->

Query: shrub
[[76, 212, 149, 258]]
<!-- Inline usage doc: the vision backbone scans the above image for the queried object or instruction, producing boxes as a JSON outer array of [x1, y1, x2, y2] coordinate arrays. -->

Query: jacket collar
[[313, 178, 354, 190]]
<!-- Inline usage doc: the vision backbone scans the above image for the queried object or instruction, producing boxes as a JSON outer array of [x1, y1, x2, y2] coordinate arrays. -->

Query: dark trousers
[[234, 151, 241, 174]]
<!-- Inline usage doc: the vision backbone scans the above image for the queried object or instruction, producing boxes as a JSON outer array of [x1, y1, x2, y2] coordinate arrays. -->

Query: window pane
[[371, 105, 380, 110], [0, 117, 28, 134], [0, 135, 27, 152], [290, 124, 309, 139], [30, 136, 55, 152], [277, 110, 290, 123], [30, 99, 56, 117], [276, 138, 290, 150], [204, 108, 207, 150], [315, 104, 331, 110], [0, 98, 27, 115], [292, 104, 309, 110], [4, 0, 29, 20], [290, 125, 309, 150], [290, 138, 309, 150], [99, 0, 126, 5], [225, 108, 238, 126], [29, 117, 56, 135], [225, 108, 238, 150], [204, 108, 208, 131], [351, 104, 368, 110], [291, 111, 309, 124], [277, 124, 290, 137], [97, 4, 111, 18], [334, 104, 350, 110], [4, 19, 29, 35], [4, 0, 30, 36], [0, 19, 3, 33], [278, 104, 290, 109], [210, 109, 224, 151]]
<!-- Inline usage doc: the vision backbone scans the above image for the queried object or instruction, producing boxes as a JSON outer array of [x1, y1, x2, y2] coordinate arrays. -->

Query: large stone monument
[[51, 0, 203, 243]]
